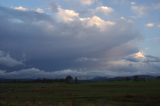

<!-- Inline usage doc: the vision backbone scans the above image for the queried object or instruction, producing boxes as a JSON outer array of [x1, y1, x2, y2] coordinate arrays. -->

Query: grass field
[[0, 80, 160, 106]]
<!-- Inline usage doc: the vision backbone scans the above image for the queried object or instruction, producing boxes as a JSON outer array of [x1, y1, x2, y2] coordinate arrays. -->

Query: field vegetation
[[0, 80, 160, 106]]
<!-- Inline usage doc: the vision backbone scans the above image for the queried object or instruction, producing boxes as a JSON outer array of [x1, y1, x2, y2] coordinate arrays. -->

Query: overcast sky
[[0, 0, 160, 79]]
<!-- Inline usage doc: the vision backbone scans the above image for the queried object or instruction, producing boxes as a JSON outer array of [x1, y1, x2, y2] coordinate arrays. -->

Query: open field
[[0, 80, 160, 106]]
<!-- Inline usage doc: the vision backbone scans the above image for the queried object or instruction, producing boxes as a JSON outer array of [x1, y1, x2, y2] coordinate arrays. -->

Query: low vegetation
[[0, 80, 160, 106]]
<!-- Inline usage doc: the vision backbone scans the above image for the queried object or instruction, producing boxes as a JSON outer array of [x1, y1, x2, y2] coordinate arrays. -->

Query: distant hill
[[0, 75, 160, 83], [91, 75, 160, 81]]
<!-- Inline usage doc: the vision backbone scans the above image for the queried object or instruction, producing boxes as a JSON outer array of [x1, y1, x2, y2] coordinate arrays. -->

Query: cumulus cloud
[[123, 51, 145, 62], [133, 51, 145, 59], [123, 51, 160, 63], [76, 57, 98, 62], [131, 2, 136, 5], [14, 6, 28, 11], [14, 6, 44, 13], [80, 0, 95, 5], [0, 50, 23, 67], [145, 22, 160, 29], [35, 8, 44, 13], [80, 16, 115, 31], [57, 7, 79, 23], [131, 5, 148, 16], [96, 6, 113, 14], [146, 22, 155, 28]]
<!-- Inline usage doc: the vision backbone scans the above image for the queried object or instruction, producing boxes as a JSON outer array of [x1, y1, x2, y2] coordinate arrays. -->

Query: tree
[[75, 77, 78, 84], [134, 75, 138, 81], [65, 75, 73, 83]]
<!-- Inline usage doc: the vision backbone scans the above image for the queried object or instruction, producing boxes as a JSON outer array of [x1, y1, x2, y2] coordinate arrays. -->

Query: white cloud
[[77, 57, 98, 62], [146, 23, 160, 29], [0, 68, 105, 79], [14, 6, 44, 14], [14, 6, 28, 11], [123, 51, 146, 62], [96, 6, 113, 14], [80, 0, 95, 5], [123, 51, 160, 63], [55, 6, 115, 30], [120, 16, 134, 23], [133, 51, 145, 59], [131, 2, 136, 5], [35, 8, 44, 13], [146, 22, 155, 28], [0, 50, 23, 67], [1, 61, 160, 79], [120, 16, 125, 20], [57, 7, 79, 23], [131, 5, 147, 16], [81, 16, 115, 31]]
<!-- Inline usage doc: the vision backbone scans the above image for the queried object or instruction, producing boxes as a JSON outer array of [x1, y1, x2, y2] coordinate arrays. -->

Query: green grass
[[0, 80, 160, 106]]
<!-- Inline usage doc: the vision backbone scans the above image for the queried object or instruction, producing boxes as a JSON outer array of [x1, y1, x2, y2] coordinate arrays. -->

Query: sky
[[0, 0, 160, 79]]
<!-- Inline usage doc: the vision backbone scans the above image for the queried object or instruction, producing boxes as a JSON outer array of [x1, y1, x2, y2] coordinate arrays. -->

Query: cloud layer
[[0, 0, 160, 79], [0, 50, 23, 67]]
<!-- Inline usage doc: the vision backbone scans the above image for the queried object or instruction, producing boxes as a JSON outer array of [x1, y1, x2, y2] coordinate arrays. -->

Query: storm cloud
[[0, 2, 160, 79]]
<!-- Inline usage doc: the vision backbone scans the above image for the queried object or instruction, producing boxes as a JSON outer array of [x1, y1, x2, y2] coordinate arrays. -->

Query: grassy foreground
[[0, 80, 160, 106]]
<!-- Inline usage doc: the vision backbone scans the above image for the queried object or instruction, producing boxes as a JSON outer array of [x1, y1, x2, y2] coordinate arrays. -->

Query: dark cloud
[[124, 53, 160, 63], [0, 50, 23, 67], [0, 5, 159, 79], [145, 55, 160, 62], [0, 6, 140, 70]]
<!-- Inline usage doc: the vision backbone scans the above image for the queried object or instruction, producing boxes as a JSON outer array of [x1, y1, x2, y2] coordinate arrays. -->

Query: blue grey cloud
[[0, 5, 159, 79], [0, 50, 23, 67]]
